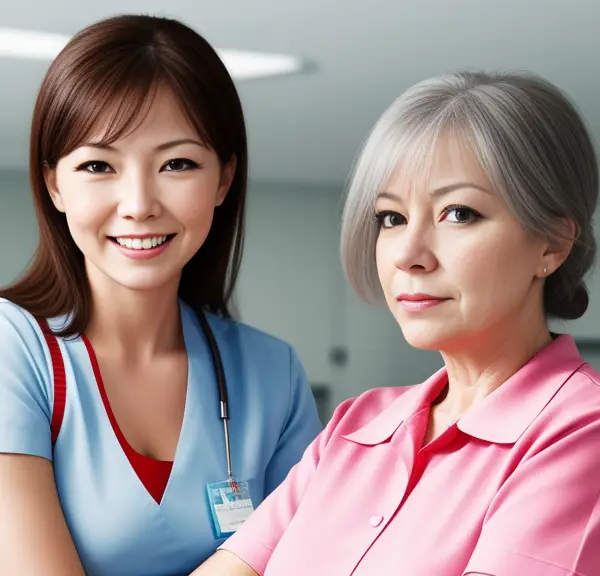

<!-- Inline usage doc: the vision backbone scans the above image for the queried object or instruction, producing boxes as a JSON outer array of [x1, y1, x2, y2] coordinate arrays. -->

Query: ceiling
[[1, 0, 599, 185]]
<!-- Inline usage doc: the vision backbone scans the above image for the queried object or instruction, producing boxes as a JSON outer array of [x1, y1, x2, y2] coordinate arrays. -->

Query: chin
[[402, 334, 443, 351], [396, 320, 457, 352], [108, 271, 180, 293]]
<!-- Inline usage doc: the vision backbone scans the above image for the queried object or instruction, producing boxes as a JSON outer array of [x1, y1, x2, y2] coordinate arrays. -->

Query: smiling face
[[45, 87, 235, 296], [374, 137, 552, 352]]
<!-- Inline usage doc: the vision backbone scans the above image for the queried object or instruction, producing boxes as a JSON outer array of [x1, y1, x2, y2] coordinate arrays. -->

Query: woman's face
[[46, 87, 235, 295], [375, 138, 557, 352]]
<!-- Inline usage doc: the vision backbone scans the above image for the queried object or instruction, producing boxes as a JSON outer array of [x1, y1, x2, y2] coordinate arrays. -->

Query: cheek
[[55, 173, 112, 231], [449, 239, 496, 287], [172, 192, 217, 227], [375, 236, 398, 301], [167, 181, 220, 240], [450, 229, 537, 303], [61, 195, 114, 241], [375, 237, 391, 281]]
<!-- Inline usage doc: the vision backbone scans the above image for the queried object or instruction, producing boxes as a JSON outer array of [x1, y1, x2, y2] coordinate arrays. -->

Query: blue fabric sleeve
[[263, 346, 323, 496], [0, 300, 53, 460]]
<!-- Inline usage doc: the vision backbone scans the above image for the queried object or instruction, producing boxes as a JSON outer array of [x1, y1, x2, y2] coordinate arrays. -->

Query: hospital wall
[[1, 169, 599, 421]]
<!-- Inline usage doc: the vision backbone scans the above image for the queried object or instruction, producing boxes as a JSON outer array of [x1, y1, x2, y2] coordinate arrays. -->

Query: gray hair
[[340, 71, 598, 320]]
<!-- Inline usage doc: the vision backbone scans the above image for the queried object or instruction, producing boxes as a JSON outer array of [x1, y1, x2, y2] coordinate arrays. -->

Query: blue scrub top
[[0, 298, 322, 575]]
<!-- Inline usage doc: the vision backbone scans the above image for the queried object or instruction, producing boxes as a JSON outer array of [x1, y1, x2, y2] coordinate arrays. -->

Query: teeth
[[115, 236, 168, 250]]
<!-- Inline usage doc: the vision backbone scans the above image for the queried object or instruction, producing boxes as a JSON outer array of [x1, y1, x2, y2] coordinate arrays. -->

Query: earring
[[543, 266, 548, 276]]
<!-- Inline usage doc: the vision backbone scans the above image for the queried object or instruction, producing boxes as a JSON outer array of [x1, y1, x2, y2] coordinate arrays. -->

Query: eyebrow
[[80, 138, 206, 152], [378, 182, 492, 201]]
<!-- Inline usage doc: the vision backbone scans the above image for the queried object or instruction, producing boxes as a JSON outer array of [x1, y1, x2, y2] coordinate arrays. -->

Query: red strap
[[36, 318, 66, 446]]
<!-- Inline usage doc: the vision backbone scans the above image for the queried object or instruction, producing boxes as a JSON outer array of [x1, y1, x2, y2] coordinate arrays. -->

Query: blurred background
[[2, 0, 600, 422]]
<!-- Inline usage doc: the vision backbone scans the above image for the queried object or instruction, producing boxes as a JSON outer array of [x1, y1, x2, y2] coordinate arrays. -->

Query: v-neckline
[[81, 306, 194, 507]]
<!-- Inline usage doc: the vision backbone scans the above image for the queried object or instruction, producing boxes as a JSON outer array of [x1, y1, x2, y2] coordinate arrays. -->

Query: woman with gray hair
[[196, 71, 600, 575]]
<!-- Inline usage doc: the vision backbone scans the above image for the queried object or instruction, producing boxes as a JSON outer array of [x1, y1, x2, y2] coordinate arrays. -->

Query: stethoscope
[[196, 309, 235, 484]]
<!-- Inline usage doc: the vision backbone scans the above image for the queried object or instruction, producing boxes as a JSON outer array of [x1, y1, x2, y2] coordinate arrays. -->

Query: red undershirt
[[83, 335, 174, 504]]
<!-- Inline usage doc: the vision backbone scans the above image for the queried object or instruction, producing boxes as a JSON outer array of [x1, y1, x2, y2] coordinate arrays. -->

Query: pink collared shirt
[[221, 335, 600, 575]]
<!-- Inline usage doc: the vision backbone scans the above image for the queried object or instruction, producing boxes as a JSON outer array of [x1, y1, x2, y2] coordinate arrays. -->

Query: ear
[[538, 218, 577, 278], [215, 155, 237, 207], [44, 163, 65, 213]]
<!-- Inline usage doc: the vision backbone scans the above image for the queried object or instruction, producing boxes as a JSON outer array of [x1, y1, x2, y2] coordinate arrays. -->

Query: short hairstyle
[[341, 71, 598, 320]]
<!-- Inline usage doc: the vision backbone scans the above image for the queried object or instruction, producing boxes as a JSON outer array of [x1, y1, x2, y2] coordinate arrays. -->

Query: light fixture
[[0, 27, 303, 79], [218, 49, 302, 80], [0, 28, 69, 60]]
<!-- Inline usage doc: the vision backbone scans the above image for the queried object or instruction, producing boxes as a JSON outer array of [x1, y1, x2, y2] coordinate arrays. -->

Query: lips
[[395, 293, 450, 311], [107, 233, 177, 260], [396, 293, 447, 302]]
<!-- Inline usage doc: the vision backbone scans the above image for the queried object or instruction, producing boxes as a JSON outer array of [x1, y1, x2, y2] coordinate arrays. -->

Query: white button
[[369, 515, 383, 527]]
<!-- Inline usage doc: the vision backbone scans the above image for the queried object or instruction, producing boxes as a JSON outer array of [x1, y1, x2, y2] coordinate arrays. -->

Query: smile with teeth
[[113, 235, 172, 250]]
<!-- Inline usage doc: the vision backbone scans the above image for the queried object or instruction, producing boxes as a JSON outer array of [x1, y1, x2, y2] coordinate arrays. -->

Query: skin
[[194, 137, 574, 575], [0, 86, 235, 574], [192, 551, 258, 575]]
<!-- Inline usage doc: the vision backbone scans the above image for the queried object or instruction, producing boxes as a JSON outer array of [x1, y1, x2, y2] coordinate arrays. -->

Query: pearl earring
[[543, 266, 548, 275]]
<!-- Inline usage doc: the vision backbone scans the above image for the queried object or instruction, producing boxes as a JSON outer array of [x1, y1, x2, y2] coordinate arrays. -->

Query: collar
[[342, 335, 584, 446], [342, 368, 447, 445], [457, 335, 584, 443]]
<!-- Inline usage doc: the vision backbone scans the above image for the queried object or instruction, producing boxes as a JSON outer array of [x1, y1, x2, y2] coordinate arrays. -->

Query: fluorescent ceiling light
[[0, 28, 68, 60], [0, 27, 302, 79], [219, 49, 302, 79]]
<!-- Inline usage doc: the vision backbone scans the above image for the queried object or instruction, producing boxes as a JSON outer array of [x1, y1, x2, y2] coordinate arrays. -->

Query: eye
[[161, 158, 199, 172], [76, 161, 113, 173], [442, 205, 482, 224], [375, 211, 405, 229]]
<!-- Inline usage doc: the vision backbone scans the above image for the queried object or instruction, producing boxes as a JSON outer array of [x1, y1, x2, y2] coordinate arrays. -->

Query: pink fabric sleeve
[[218, 397, 356, 575]]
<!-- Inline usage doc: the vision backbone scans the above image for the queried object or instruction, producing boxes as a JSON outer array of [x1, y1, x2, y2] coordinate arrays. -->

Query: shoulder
[[544, 361, 600, 432], [510, 360, 600, 468], [504, 336, 600, 448], [0, 299, 54, 445], [0, 298, 47, 351], [335, 386, 417, 425], [576, 362, 600, 390], [0, 298, 54, 387], [204, 313, 309, 398], [205, 312, 294, 357], [543, 361, 600, 422], [318, 385, 418, 447], [181, 304, 307, 391], [187, 307, 300, 376]]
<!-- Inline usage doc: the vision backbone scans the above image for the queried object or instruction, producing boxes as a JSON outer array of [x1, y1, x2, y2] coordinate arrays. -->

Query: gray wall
[[0, 170, 37, 284]]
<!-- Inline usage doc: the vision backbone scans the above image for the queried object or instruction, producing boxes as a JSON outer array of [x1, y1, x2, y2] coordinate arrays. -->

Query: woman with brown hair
[[0, 14, 321, 575]]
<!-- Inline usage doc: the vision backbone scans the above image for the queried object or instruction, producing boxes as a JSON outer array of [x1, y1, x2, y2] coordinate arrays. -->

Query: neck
[[437, 304, 552, 420], [85, 269, 184, 361]]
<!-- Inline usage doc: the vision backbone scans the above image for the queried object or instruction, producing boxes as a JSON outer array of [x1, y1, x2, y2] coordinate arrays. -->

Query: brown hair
[[0, 14, 247, 336]]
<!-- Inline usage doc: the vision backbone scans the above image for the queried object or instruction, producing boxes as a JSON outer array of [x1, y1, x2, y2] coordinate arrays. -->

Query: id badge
[[207, 478, 255, 539]]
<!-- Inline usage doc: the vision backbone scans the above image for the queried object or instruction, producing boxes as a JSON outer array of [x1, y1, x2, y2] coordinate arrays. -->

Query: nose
[[116, 171, 161, 221], [392, 222, 438, 274]]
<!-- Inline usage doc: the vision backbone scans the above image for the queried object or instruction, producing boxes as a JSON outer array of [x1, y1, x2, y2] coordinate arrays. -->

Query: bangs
[[367, 105, 464, 206], [80, 79, 159, 148], [378, 125, 441, 199], [44, 54, 211, 165]]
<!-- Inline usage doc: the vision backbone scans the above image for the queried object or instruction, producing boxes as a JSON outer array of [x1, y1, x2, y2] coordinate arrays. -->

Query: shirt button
[[369, 515, 383, 527]]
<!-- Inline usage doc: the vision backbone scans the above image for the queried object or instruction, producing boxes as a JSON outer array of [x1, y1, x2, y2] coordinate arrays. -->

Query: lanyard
[[196, 309, 234, 484]]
